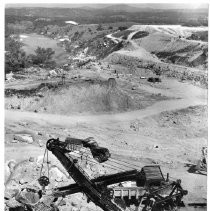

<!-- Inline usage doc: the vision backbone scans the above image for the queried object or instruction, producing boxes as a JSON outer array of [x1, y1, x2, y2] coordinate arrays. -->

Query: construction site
[[5, 4, 208, 211]]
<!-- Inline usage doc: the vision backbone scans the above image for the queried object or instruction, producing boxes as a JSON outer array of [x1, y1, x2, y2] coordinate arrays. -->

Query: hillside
[[107, 25, 208, 72], [5, 5, 208, 25]]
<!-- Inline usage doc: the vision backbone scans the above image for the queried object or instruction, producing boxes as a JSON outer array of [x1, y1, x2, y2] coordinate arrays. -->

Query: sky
[[5, 3, 209, 10]]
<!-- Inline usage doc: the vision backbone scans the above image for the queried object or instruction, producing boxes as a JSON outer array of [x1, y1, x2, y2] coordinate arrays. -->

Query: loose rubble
[[4, 150, 107, 211], [14, 134, 34, 144]]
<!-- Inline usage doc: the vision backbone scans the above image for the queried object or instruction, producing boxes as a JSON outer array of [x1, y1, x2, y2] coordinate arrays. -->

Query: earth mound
[[5, 79, 136, 114]]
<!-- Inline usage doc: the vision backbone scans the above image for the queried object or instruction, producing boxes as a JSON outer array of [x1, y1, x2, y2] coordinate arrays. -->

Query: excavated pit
[[5, 78, 169, 115]]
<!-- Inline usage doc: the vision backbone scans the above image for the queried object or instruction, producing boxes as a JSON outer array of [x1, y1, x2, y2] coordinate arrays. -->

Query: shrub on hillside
[[131, 31, 149, 39], [118, 26, 128, 31], [29, 47, 56, 68], [5, 37, 30, 74], [147, 77, 161, 83], [96, 24, 104, 31]]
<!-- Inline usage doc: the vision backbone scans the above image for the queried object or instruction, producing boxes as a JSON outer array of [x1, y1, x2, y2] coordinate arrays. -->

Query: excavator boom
[[46, 138, 124, 211]]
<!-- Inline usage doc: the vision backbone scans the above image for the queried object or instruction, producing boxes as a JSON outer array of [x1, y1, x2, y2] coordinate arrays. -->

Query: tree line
[[5, 37, 56, 74]]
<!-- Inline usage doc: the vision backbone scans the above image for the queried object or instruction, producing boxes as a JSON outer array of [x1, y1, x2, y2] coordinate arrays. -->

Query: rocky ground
[[4, 24, 208, 211], [5, 60, 208, 210]]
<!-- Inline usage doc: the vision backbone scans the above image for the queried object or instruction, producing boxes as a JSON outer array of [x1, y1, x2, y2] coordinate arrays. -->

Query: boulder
[[5, 188, 20, 200], [5, 160, 17, 181], [70, 194, 82, 209], [5, 198, 22, 208], [58, 199, 66, 206], [39, 194, 55, 207], [6, 206, 25, 211], [6, 72, 14, 81], [49, 166, 66, 182], [49, 70, 57, 77], [29, 157, 35, 162], [22, 179, 42, 191], [130, 120, 140, 131], [8, 160, 17, 172], [5, 165, 11, 182], [6, 180, 20, 190], [38, 140, 44, 147], [19, 179, 28, 185], [48, 134, 56, 138], [55, 198, 66, 207], [37, 131, 43, 136], [14, 134, 33, 144], [36, 155, 44, 165], [80, 207, 89, 211], [15, 188, 41, 206], [60, 207, 73, 211], [18, 122, 28, 127], [71, 207, 80, 211]]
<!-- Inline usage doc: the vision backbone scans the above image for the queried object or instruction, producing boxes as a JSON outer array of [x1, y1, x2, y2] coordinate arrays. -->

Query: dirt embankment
[[131, 105, 208, 142], [105, 52, 208, 88], [5, 78, 169, 115], [109, 25, 208, 72], [133, 33, 208, 70]]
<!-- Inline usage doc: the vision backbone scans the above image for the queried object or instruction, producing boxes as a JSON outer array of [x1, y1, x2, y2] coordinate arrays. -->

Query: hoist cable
[[79, 147, 142, 170], [40, 148, 47, 177], [75, 149, 136, 171], [107, 159, 136, 170], [110, 157, 142, 170], [72, 151, 127, 172], [47, 149, 50, 179]]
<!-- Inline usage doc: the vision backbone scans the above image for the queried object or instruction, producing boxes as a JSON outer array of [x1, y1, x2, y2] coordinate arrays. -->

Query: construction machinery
[[34, 137, 188, 211]]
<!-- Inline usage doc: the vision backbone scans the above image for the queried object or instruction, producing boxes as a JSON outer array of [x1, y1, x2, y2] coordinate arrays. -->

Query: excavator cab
[[137, 165, 166, 187], [65, 137, 110, 163]]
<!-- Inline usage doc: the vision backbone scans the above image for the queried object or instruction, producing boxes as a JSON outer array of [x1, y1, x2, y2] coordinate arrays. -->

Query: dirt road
[[5, 78, 207, 127]]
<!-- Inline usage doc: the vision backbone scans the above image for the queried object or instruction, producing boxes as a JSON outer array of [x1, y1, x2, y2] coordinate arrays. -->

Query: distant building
[[59, 38, 69, 42], [65, 21, 79, 25]]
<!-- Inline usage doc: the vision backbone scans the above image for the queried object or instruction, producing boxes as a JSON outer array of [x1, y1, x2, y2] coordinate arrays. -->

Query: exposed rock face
[[106, 52, 208, 88]]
